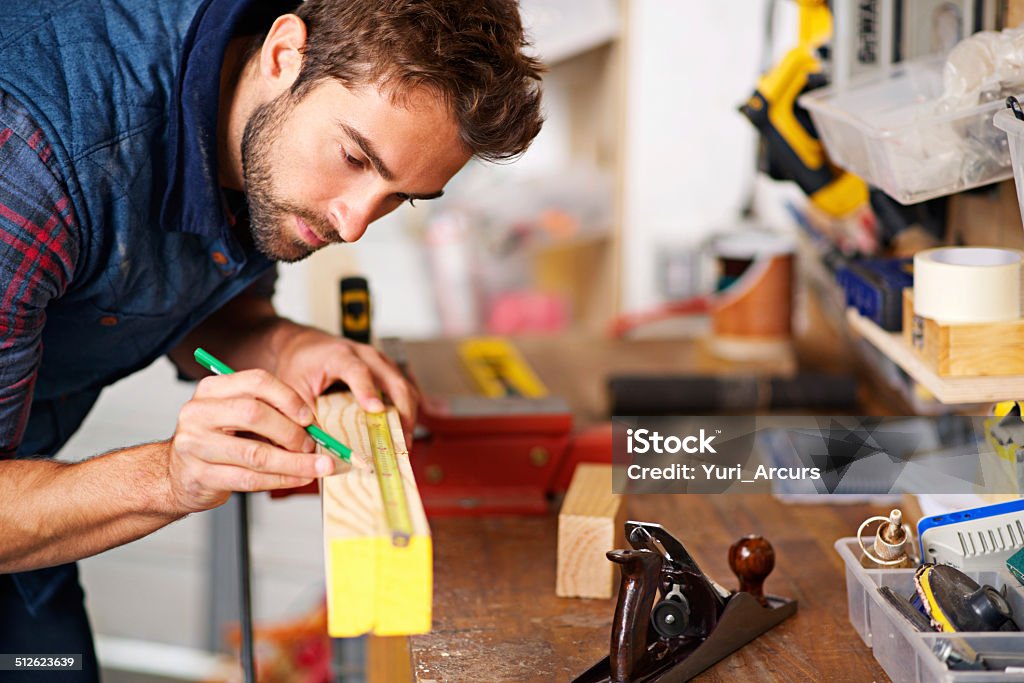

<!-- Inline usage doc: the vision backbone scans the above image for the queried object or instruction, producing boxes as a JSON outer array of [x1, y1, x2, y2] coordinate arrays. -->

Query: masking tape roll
[[914, 247, 1023, 324]]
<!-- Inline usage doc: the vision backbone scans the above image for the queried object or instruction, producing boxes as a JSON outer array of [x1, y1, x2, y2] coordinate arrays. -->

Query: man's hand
[[168, 296, 420, 446], [272, 326, 420, 443], [167, 369, 338, 513]]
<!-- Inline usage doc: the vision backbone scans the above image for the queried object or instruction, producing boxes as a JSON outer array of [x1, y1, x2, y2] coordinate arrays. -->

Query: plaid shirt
[[0, 92, 78, 459], [0, 0, 291, 462]]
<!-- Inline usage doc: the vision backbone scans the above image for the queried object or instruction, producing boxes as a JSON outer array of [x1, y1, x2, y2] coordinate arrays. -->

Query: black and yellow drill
[[739, 0, 868, 218]]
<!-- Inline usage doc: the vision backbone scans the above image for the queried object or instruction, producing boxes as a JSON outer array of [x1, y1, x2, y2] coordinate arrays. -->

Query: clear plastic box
[[836, 538, 1024, 682], [799, 56, 1015, 205], [994, 108, 1024, 232]]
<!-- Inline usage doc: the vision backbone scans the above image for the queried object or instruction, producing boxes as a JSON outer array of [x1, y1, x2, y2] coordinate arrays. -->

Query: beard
[[240, 93, 339, 263]]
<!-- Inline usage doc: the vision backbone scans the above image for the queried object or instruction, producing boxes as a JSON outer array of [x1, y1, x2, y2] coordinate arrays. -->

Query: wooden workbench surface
[[400, 336, 887, 682], [410, 494, 888, 682]]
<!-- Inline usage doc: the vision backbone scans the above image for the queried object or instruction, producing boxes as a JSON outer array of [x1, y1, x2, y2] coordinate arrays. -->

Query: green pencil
[[193, 347, 352, 463]]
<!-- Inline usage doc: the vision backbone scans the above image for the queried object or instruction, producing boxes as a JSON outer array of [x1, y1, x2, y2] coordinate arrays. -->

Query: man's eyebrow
[[338, 120, 446, 201], [339, 122, 395, 181]]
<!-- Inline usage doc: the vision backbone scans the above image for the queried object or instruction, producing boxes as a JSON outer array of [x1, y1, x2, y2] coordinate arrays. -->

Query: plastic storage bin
[[836, 538, 1024, 682], [800, 56, 1015, 205], [994, 108, 1024, 232]]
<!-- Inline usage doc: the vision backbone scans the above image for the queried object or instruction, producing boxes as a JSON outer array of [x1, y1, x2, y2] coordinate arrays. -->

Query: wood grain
[[368, 636, 413, 683], [556, 464, 626, 599], [848, 308, 1024, 403], [412, 495, 893, 683], [319, 393, 432, 637], [903, 289, 1024, 377]]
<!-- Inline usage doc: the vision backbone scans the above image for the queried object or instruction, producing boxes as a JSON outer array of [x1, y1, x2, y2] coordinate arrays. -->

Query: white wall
[[619, 1, 786, 312]]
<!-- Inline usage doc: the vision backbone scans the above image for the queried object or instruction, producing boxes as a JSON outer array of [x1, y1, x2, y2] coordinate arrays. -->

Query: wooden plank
[[848, 308, 1024, 403], [556, 464, 625, 599], [318, 392, 432, 637]]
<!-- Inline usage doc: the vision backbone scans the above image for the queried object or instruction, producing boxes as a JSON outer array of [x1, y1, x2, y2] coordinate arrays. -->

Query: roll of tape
[[914, 247, 1023, 324]]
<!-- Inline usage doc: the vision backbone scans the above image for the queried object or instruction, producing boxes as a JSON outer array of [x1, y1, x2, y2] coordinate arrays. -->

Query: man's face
[[240, 79, 471, 262]]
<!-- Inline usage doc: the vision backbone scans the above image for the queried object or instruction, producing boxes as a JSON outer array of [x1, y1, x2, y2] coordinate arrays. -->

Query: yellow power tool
[[739, 0, 868, 218]]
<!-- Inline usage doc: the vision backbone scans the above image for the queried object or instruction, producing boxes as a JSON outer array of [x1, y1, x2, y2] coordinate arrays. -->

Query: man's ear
[[257, 14, 308, 93]]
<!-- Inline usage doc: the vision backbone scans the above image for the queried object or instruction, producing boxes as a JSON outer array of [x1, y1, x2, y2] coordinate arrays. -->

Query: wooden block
[[902, 288, 916, 347], [848, 308, 1024, 404], [319, 393, 432, 637], [556, 463, 626, 599], [901, 289, 1024, 377], [931, 318, 1024, 376]]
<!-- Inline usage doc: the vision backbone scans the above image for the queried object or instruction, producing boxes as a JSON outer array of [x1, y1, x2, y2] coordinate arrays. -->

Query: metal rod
[[237, 492, 256, 683]]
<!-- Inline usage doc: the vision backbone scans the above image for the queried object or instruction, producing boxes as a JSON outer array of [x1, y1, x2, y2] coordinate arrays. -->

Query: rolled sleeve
[[0, 93, 79, 458]]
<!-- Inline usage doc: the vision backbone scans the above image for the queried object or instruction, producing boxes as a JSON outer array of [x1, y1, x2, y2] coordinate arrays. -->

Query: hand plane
[[573, 521, 797, 683]]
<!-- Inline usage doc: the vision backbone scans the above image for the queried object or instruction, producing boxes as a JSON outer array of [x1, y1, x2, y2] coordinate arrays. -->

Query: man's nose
[[329, 200, 372, 243]]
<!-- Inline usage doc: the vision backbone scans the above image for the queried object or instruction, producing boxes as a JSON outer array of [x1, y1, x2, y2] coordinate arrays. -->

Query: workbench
[[413, 494, 890, 682], [396, 337, 892, 682], [404, 336, 798, 428]]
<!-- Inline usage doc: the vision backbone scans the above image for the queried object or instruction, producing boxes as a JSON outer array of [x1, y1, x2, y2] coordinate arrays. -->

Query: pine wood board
[[556, 463, 626, 599], [318, 392, 432, 637], [847, 308, 1024, 404]]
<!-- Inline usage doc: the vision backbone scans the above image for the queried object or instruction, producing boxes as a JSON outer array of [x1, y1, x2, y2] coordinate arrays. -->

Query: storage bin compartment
[[801, 57, 1016, 205], [994, 108, 1024, 234], [836, 538, 1024, 682]]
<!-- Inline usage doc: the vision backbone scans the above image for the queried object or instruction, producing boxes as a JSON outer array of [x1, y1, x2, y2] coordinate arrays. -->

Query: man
[[0, 0, 543, 678]]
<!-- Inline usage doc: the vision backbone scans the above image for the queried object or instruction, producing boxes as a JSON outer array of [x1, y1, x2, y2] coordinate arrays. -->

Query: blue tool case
[[836, 258, 913, 332]]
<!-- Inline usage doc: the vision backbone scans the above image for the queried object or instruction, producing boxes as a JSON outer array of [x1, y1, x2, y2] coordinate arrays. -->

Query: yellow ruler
[[458, 337, 548, 398], [365, 411, 413, 546]]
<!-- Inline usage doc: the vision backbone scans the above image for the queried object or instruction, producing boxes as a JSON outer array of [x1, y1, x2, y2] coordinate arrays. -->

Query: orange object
[[711, 252, 794, 340], [223, 601, 330, 683]]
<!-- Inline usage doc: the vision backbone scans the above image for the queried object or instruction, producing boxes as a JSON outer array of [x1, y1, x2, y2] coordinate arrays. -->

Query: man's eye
[[397, 194, 416, 207], [342, 150, 364, 168]]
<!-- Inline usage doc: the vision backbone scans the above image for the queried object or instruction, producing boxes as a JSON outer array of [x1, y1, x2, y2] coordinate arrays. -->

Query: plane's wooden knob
[[728, 535, 774, 606]]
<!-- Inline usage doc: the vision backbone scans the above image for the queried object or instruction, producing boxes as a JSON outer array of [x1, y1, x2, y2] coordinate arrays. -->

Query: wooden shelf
[[846, 309, 1024, 404]]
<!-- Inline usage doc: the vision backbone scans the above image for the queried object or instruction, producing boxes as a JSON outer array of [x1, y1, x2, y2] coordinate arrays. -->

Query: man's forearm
[[0, 442, 184, 573], [169, 294, 305, 379]]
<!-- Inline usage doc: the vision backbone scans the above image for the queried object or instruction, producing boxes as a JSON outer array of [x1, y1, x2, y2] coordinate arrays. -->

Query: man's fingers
[[181, 396, 314, 454], [352, 346, 420, 443], [194, 369, 314, 426], [330, 360, 385, 413], [175, 430, 336, 478], [196, 463, 318, 493]]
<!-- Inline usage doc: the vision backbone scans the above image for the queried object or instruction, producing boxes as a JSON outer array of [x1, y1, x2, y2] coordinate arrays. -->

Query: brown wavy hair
[[290, 0, 545, 162]]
